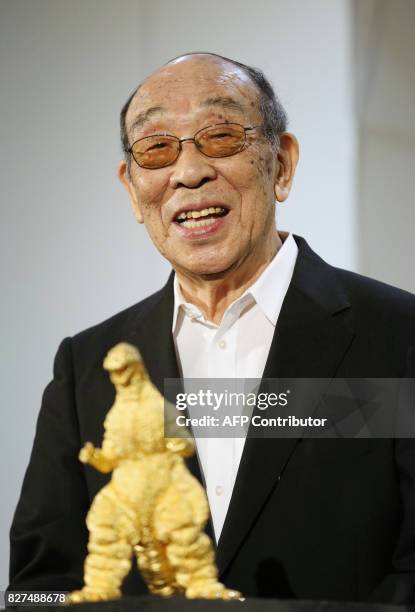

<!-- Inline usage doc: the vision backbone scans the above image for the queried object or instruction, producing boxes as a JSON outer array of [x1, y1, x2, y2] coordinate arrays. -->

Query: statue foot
[[186, 581, 242, 600], [67, 587, 121, 603]]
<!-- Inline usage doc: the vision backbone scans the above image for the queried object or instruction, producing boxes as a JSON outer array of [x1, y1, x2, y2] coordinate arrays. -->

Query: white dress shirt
[[172, 233, 298, 542]]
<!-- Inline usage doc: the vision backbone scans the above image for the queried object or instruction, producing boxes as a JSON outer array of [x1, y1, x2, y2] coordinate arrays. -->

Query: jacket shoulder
[[293, 235, 415, 324], [334, 266, 415, 320]]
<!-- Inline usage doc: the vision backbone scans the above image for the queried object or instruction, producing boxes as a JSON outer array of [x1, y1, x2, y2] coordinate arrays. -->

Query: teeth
[[176, 207, 226, 221], [182, 217, 218, 229]]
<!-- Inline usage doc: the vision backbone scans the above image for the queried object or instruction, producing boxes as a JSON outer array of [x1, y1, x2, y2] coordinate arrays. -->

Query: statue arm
[[79, 442, 118, 473], [164, 398, 195, 457], [165, 437, 195, 457]]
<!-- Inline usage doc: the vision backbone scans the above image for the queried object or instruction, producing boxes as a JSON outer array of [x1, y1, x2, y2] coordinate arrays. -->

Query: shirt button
[[218, 339, 226, 349], [215, 485, 224, 496]]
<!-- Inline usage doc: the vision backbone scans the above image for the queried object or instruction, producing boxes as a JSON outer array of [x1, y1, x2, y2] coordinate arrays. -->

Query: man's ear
[[117, 160, 144, 223], [274, 133, 299, 203]]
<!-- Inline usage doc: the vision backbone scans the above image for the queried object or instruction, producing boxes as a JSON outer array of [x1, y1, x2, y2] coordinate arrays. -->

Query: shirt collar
[[172, 274, 204, 333], [248, 232, 298, 325], [172, 232, 298, 332]]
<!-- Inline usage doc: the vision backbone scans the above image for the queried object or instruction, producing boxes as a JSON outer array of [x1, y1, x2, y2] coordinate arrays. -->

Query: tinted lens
[[131, 135, 179, 169], [196, 123, 246, 157]]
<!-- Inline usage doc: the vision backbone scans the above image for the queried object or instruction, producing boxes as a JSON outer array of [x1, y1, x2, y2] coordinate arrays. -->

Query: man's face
[[119, 55, 295, 277]]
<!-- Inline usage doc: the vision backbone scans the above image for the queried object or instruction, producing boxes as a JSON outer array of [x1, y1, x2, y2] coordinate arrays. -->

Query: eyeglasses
[[128, 122, 261, 169]]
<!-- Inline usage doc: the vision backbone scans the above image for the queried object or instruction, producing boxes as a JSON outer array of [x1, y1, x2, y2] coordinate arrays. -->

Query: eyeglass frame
[[126, 122, 263, 169]]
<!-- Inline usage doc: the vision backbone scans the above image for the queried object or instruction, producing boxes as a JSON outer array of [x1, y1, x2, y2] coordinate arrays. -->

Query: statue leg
[[154, 489, 241, 600], [69, 485, 139, 603], [167, 528, 240, 599]]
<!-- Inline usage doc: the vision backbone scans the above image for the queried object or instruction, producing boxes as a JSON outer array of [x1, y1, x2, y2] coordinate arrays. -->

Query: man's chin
[[174, 258, 239, 279]]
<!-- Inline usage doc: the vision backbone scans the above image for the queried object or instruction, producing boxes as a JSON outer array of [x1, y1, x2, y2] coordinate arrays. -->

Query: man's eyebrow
[[200, 96, 246, 114], [129, 97, 245, 133], [129, 106, 166, 132]]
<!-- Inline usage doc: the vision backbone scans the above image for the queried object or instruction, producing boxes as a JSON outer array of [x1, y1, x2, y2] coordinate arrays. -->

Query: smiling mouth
[[174, 206, 229, 228]]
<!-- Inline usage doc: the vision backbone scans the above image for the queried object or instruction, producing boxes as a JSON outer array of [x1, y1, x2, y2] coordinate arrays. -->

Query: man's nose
[[169, 141, 217, 189]]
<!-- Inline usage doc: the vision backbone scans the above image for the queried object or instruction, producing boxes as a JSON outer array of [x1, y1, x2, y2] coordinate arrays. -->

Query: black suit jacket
[[8, 236, 415, 603]]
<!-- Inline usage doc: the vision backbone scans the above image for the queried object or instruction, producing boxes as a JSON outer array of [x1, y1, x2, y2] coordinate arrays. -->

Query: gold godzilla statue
[[69, 342, 240, 603]]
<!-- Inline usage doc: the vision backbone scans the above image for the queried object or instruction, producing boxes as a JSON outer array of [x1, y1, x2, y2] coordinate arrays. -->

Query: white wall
[[0, 0, 357, 589], [355, 0, 415, 293]]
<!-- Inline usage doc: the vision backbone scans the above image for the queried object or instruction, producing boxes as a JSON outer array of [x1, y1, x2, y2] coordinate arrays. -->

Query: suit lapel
[[216, 236, 356, 576], [129, 273, 179, 395]]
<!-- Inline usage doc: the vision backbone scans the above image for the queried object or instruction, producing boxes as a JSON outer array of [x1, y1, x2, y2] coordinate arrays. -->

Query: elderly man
[[9, 53, 415, 603]]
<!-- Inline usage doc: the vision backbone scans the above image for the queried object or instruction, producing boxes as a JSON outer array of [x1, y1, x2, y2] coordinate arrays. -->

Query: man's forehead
[[125, 55, 259, 131]]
